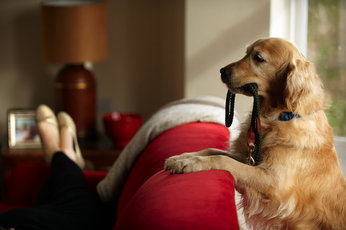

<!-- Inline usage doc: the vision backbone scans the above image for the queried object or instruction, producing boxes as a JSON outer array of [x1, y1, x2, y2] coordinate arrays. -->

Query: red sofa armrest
[[116, 170, 238, 230], [115, 122, 239, 230]]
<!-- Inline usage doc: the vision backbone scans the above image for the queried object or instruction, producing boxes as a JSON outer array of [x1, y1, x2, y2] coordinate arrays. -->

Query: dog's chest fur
[[233, 113, 346, 229]]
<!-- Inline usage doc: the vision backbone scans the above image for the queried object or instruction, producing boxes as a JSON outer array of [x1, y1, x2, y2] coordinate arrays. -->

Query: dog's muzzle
[[220, 67, 232, 84]]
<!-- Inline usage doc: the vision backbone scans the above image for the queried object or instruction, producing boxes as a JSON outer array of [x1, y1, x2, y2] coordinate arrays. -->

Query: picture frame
[[8, 109, 42, 149]]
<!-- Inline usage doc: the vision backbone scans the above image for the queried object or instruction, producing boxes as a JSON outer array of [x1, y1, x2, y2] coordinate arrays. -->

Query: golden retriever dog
[[165, 38, 346, 229]]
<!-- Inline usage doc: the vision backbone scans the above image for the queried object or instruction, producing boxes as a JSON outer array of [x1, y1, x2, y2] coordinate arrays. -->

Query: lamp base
[[55, 64, 97, 138]]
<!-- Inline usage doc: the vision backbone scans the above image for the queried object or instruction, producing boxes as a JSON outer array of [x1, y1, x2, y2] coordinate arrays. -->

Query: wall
[[95, 0, 185, 122], [0, 0, 53, 143], [0, 0, 185, 141], [185, 0, 270, 120], [0, 0, 270, 143]]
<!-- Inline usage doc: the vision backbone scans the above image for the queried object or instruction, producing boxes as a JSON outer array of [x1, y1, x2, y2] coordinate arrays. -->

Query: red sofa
[[1, 122, 239, 229]]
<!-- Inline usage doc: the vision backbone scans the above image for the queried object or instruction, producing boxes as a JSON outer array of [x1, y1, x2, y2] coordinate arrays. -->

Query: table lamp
[[41, 0, 108, 138]]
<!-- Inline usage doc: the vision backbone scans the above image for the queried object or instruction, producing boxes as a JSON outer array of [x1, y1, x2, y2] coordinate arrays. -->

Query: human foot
[[57, 112, 85, 169], [36, 105, 60, 163]]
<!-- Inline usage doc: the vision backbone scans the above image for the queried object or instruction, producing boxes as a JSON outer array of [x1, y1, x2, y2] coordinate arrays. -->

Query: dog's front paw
[[164, 152, 195, 171], [164, 156, 210, 174], [164, 155, 180, 171]]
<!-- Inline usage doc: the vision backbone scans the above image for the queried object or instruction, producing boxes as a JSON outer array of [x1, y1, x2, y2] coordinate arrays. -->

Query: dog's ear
[[284, 58, 323, 113]]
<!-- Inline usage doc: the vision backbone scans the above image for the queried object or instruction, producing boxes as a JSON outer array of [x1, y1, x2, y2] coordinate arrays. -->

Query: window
[[270, 0, 345, 137], [307, 0, 346, 137], [270, 0, 345, 175]]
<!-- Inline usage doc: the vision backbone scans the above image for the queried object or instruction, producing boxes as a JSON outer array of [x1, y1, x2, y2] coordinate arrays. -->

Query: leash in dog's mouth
[[225, 83, 262, 166]]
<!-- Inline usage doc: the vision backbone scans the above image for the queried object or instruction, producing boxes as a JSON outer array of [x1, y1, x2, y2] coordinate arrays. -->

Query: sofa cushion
[[115, 122, 239, 229], [117, 122, 230, 213], [115, 170, 238, 230]]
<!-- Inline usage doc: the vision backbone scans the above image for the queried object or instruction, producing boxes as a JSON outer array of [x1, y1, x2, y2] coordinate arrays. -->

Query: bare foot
[[37, 121, 60, 163]]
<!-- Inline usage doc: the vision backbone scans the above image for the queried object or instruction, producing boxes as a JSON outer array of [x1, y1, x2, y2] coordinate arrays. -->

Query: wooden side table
[[1, 135, 121, 172]]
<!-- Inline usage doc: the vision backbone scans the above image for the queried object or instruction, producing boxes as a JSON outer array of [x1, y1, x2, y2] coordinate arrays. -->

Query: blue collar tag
[[278, 112, 301, 121]]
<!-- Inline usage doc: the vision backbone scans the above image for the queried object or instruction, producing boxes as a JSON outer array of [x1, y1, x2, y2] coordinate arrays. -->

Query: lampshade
[[41, 0, 108, 63]]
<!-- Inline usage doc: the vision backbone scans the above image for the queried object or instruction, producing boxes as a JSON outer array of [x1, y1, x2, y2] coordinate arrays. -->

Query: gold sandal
[[36, 104, 59, 162], [57, 112, 85, 169]]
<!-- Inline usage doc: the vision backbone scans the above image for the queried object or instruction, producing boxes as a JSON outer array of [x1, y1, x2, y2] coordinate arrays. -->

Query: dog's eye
[[254, 53, 265, 63]]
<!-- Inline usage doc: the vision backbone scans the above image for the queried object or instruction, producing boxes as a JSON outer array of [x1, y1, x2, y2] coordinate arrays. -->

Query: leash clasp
[[248, 145, 256, 166], [247, 127, 256, 166]]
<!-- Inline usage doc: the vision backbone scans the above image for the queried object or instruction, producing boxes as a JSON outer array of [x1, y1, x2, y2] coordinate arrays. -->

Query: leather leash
[[225, 83, 262, 166]]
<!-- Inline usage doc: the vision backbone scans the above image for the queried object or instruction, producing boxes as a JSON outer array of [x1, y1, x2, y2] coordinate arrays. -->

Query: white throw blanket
[[96, 96, 241, 203]]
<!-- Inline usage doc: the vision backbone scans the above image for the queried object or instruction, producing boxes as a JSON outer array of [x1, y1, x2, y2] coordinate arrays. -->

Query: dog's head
[[220, 38, 324, 115]]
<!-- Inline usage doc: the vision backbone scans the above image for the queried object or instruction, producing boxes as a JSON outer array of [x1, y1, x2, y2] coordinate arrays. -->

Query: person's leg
[[0, 152, 98, 230], [36, 118, 87, 205], [35, 152, 98, 229], [36, 152, 85, 204], [0, 106, 100, 230]]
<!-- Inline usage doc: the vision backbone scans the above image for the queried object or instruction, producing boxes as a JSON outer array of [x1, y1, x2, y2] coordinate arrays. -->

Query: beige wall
[[0, 0, 269, 143], [0, 0, 53, 143], [94, 0, 185, 126], [0, 0, 185, 141], [185, 0, 270, 119]]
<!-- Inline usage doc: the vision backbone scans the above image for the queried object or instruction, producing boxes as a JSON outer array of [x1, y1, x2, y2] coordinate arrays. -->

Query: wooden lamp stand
[[56, 64, 97, 138], [41, 1, 108, 138]]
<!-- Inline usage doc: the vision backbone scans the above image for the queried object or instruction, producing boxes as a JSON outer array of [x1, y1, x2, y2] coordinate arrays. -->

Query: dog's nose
[[220, 67, 231, 83]]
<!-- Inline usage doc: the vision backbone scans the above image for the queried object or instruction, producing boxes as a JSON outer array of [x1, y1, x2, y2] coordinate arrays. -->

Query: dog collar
[[278, 112, 301, 121]]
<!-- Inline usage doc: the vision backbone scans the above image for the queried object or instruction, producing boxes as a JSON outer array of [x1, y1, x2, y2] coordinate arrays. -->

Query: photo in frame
[[8, 109, 42, 149]]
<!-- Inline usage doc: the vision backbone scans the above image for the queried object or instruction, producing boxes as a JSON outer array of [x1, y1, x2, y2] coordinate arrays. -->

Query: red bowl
[[103, 113, 142, 148]]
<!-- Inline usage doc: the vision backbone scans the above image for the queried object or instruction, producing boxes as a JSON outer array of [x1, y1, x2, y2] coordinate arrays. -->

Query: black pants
[[0, 152, 107, 230]]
